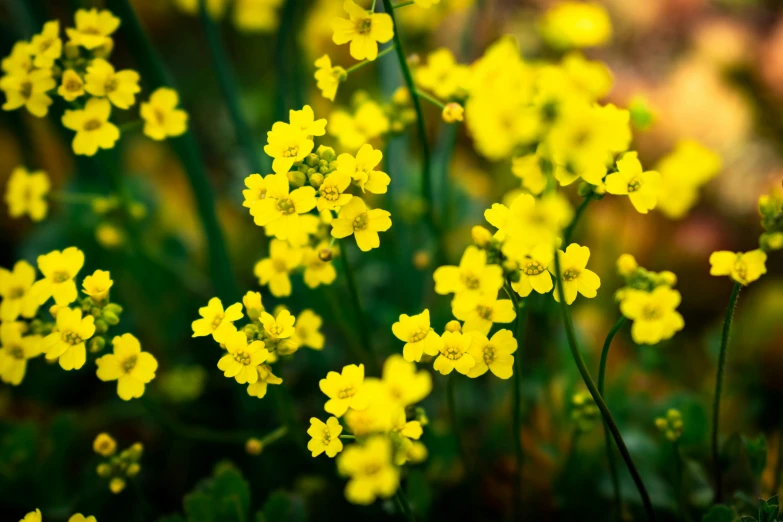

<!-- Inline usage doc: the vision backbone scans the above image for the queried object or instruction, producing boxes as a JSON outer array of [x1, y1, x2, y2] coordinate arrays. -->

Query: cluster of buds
[[240, 305, 301, 360], [654, 409, 683, 442], [571, 392, 600, 433], [615, 254, 677, 298], [471, 224, 517, 279], [294, 145, 337, 190], [77, 292, 123, 354], [759, 188, 783, 252], [93, 433, 143, 494]]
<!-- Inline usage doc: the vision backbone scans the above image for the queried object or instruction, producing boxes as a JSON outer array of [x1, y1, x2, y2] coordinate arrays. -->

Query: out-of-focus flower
[[0, 323, 42, 385], [619, 287, 684, 345], [67, 8, 120, 49], [84, 59, 141, 110], [253, 239, 302, 297], [314, 55, 346, 101], [709, 250, 767, 286], [140, 88, 189, 141], [337, 436, 399, 504], [61, 98, 120, 156], [539, 2, 612, 49], [5, 167, 50, 221], [1, 68, 56, 117], [30, 21, 62, 68]]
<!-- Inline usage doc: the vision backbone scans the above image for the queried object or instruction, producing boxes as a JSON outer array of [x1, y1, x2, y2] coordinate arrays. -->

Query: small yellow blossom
[[314, 54, 345, 101], [1, 68, 56, 117], [433, 330, 475, 375], [31, 247, 84, 306], [330, 197, 392, 252], [253, 239, 302, 297], [62, 97, 120, 156], [0, 323, 42, 385], [43, 307, 95, 370], [510, 243, 555, 298], [302, 244, 337, 289], [620, 287, 684, 345], [260, 308, 296, 340], [264, 122, 314, 174], [246, 363, 283, 398], [58, 70, 85, 101], [316, 172, 353, 211], [289, 104, 327, 137], [5, 166, 50, 221], [82, 269, 113, 302], [307, 416, 344, 458], [539, 2, 612, 49], [550, 244, 601, 304], [452, 293, 516, 336], [617, 253, 638, 276], [466, 329, 517, 379], [96, 334, 158, 400], [67, 515, 97, 522], [512, 154, 549, 196], [67, 8, 120, 49], [294, 309, 325, 350], [336, 144, 390, 194], [337, 436, 399, 505], [380, 354, 432, 406], [605, 152, 660, 214], [392, 309, 441, 362], [433, 246, 504, 297], [709, 249, 767, 286], [217, 329, 269, 384], [140, 88, 189, 140], [442, 102, 464, 123], [332, 0, 394, 61], [84, 59, 141, 109], [242, 291, 264, 321], [191, 297, 243, 341], [30, 21, 62, 68], [19, 509, 42, 522], [233, 0, 283, 32], [0, 260, 40, 321], [249, 172, 316, 244], [93, 432, 117, 456], [242, 173, 271, 209], [320, 363, 370, 416]]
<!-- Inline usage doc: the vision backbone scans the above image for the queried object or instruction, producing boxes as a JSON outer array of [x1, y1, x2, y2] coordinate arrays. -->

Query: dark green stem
[[563, 193, 594, 245], [338, 241, 378, 373], [711, 281, 741, 503], [394, 488, 416, 521], [553, 250, 656, 521], [142, 397, 260, 444], [598, 316, 628, 519], [504, 283, 525, 518], [415, 89, 445, 109], [110, 0, 239, 303], [198, 0, 263, 173]]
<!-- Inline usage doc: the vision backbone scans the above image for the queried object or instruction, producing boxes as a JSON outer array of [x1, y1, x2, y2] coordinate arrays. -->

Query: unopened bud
[[109, 477, 126, 494], [617, 254, 638, 277], [318, 248, 333, 262], [246, 438, 263, 455], [442, 102, 464, 123], [287, 170, 306, 188], [445, 320, 461, 333], [471, 226, 492, 247]]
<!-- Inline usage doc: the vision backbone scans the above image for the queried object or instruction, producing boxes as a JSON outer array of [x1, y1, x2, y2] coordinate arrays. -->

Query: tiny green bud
[[89, 336, 106, 353], [103, 310, 120, 326], [95, 319, 109, 334], [309, 173, 325, 189], [317, 145, 336, 161], [287, 170, 306, 188], [304, 153, 319, 167]]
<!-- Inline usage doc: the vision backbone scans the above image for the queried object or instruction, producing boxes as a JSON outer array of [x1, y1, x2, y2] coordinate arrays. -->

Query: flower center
[[273, 259, 288, 273], [232, 350, 253, 366], [154, 109, 166, 125], [409, 328, 429, 343], [461, 273, 479, 289], [122, 355, 138, 372], [53, 271, 70, 283], [276, 197, 296, 215], [8, 286, 25, 299], [105, 76, 118, 93], [476, 305, 493, 320], [483, 345, 496, 365], [352, 212, 369, 231], [283, 145, 299, 158], [523, 260, 545, 276], [8, 345, 25, 360], [267, 325, 284, 338], [321, 429, 332, 445], [81, 26, 102, 36], [442, 343, 463, 360], [641, 305, 662, 321], [563, 268, 580, 281], [62, 330, 83, 346], [321, 184, 340, 201], [211, 313, 224, 330], [733, 260, 747, 281], [337, 385, 355, 399], [83, 119, 102, 131], [358, 19, 372, 35], [20, 81, 33, 99], [627, 178, 641, 193], [66, 79, 81, 92]]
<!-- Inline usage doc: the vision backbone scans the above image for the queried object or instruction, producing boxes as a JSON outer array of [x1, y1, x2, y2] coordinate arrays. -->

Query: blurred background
[[1, 0, 783, 521]]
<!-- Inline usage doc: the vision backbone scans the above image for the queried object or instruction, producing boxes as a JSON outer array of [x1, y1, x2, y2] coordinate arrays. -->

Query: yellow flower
[[264, 122, 314, 175], [289, 104, 327, 137], [140, 88, 189, 140], [62, 97, 120, 156], [619, 287, 684, 345], [43, 307, 95, 370], [96, 334, 158, 400], [617, 253, 638, 277], [2, 42, 34, 76], [433, 330, 475, 375], [5, 166, 50, 222], [58, 69, 85, 101], [253, 239, 302, 297], [328, 99, 390, 150], [67, 515, 97, 522], [294, 309, 325, 350], [0, 260, 40, 321], [452, 293, 516, 336], [314, 54, 345, 101], [550, 244, 601, 304], [67, 8, 120, 49], [260, 308, 296, 340], [242, 290, 264, 321], [233, 0, 283, 32], [442, 103, 464, 123], [84, 59, 141, 110], [31, 247, 85, 306], [30, 21, 62, 68], [655, 140, 721, 219], [561, 52, 613, 100], [605, 152, 660, 214], [1, 68, 56, 117], [390, 407, 425, 465], [246, 363, 283, 398], [0, 323, 42, 385], [433, 245, 504, 297], [242, 173, 271, 209], [709, 249, 767, 286], [415, 48, 470, 100], [330, 197, 392, 252], [414, 0, 440, 6], [337, 436, 399, 504], [391, 309, 441, 362], [191, 297, 243, 341], [307, 416, 344, 458], [336, 144, 390, 194], [217, 329, 269, 384], [249, 172, 317, 244], [316, 172, 353, 211], [466, 329, 517, 379], [539, 2, 612, 49], [320, 363, 370, 416], [331, 0, 394, 61], [512, 154, 549, 196], [380, 354, 432, 406], [82, 269, 113, 302], [93, 432, 116, 456], [302, 244, 337, 289], [510, 243, 554, 298], [19, 509, 42, 522]]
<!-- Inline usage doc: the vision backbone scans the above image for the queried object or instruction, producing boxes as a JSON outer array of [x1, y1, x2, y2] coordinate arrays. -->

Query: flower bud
[[392, 86, 410, 105], [413, 250, 430, 269], [103, 310, 120, 326], [287, 170, 306, 188], [471, 226, 492, 247], [277, 339, 300, 356], [308, 172, 324, 189], [304, 153, 320, 167], [89, 336, 106, 353], [442, 102, 464, 123], [95, 319, 109, 334], [617, 254, 638, 277], [104, 303, 123, 315], [94, 433, 117, 457], [317, 145, 336, 162], [445, 320, 461, 333], [659, 271, 677, 287], [318, 248, 333, 262], [109, 477, 126, 494], [246, 438, 263, 455], [126, 463, 141, 477]]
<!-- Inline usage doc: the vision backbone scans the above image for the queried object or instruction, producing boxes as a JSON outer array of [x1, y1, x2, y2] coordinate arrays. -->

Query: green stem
[[553, 250, 656, 521], [415, 89, 445, 109], [394, 488, 416, 521], [563, 193, 594, 245], [711, 281, 742, 503], [118, 120, 143, 133], [504, 283, 525, 518], [381, 0, 440, 248], [392, 0, 415, 8], [339, 434, 356, 440], [260, 426, 289, 448], [338, 241, 378, 373], [598, 316, 628, 519], [48, 191, 103, 205], [674, 441, 692, 522], [345, 44, 396, 74], [110, 0, 239, 304], [198, 0, 263, 173]]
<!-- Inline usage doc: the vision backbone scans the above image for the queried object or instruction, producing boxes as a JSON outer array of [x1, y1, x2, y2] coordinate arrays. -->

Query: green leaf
[[211, 462, 251, 522], [184, 491, 215, 522], [758, 495, 780, 522], [702, 505, 738, 522], [742, 434, 768, 478]]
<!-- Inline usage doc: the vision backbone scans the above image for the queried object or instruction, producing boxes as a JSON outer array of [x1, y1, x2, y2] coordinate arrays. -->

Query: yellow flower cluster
[[312, 355, 431, 505], [18, 510, 97, 522], [92, 432, 143, 494], [192, 294, 324, 398], [4, 167, 50, 222], [655, 409, 684, 442], [1, 9, 187, 156], [655, 140, 722, 219]]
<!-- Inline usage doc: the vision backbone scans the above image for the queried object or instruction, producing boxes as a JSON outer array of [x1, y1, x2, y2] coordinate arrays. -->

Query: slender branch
[[198, 0, 263, 174], [392, 0, 415, 8], [415, 89, 445, 109], [553, 250, 656, 521], [118, 120, 143, 133], [598, 316, 628, 518], [339, 434, 356, 440], [48, 191, 104, 205], [504, 283, 525, 518], [338, 241, 378, 373], [711, 281, 742, 503], [563, 193, 594, 245], [345, 44, 396, 74]]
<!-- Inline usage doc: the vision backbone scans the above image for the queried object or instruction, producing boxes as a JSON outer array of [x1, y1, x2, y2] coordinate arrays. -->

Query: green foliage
[[257, 490, 306, 522], [702, 504, 737, 522], [741, 435, 767, 479], [177, 462, 251, 522]]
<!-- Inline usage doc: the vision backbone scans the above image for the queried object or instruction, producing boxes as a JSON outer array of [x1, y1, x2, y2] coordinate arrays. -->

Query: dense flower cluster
[[93, 432, 144, 494]]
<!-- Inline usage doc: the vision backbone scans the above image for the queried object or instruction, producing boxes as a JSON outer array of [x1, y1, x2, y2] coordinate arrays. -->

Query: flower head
[[294, 309, 325, 350], [510, 243, 555, 297], [254, 239, 303, 297], [31, 247, 85, 306], [0, 323, 43, 385], [30, 21, 62, 68], [246, 363, 283, 398], [452, 293, 516, 336], [67, 8, 120, 49], [0, 260, 40, 321], [605, 151, 660, 214], [264, 122, 314, 175], [314, 54, 345, 101], [434, 246, 504, 298], [336, 144, 390, 194], [338, 436, 399, 504], [302, 243, 337, 289], [433, 330, 475, 375], [260, 308, 296, 341], [380, 354, 432, 406], [391, 309, 442, 362], [289, 105, 327, 137], [82, 269, 113, 302], [307, 417, 344, 458], [191, 297, 243, 341], [5, 167, 50, 222], [58, 69, 85, 101], [331, 1, 394, 61], [93, 432, 116, 456], [43, 307, 95, 370], [1, 68, 56, 117], [217, 329, 269, 384], [466, 329, 517, 379], [20, 509, 42, 522], [249, 173, 317, 245], [320, 363, 370, 416], [242, 291, 264, 321], [550, 244, 601, 304], [140, 88, 188, 140], [62, 97, 120, 156], [619, 287, 684, 345], [316, 172, 353, 211], [709, 249, 767, 286], [330, 197, 392, 252], [96, 334, 158, 400], [84, 58, 141, 109]]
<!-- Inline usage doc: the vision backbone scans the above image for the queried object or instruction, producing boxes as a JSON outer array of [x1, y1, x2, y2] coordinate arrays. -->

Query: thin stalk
[[504, 283, 525, 518], [447, 372, 466, 469], [394, 488, 416, 521], [598, 316, 628, 519], [673, 441, 692, 522], [338, 241, 378, 373], [415, 89, 445, 109], [259, 426, 289, 448], [119, 120, 143, 133], [563, 193, 594, 245], [339, 434, 356, 440], [381, 0, 440, 248], [392, 0, 415, 8], [711, 281, 742, 503], [48, 191, 103, 205], [198, 0, 263, 173], [553, 250, 656, 521], [110, 0, 239, 303], [345, 44, 396, 74]]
